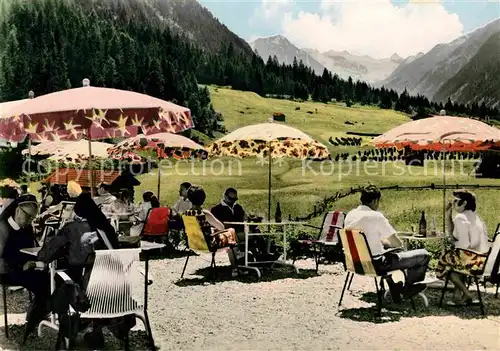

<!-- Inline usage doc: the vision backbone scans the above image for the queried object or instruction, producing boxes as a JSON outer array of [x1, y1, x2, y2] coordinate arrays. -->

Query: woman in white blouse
[[436, 189, 490, 305]]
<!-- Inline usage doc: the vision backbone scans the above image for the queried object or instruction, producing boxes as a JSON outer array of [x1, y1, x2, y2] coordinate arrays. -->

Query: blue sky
[[199, 0, 500, 58]]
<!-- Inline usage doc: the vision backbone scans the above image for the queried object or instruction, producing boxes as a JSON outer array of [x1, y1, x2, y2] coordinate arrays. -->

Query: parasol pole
[[157, 157, 161, 202], [268, 140, 272, 223], [26, 91, 34, 189], [157, 142, 165, 202], [87, 128, 94, 197], [442, 142, 446, 234], [27, 136, 31, 175]]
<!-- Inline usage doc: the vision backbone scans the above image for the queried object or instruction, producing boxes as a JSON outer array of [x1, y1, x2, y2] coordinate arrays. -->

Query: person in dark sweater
[[73, 191, 119, 249], [210, 188, 246, 234]]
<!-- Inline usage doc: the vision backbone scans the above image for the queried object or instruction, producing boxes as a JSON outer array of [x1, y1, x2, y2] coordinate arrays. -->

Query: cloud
[[249, 0, 293, 27], [280, 0, 464, 59]]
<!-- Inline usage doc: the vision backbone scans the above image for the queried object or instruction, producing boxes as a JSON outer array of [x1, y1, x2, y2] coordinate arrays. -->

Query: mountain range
[[381, 18, 500, 107], [64, 1, 500, 109], [249, 36, 326, 74], [433, 31, 500, 108], [2, 0, 499, 111], [248, 17, 500, 108], [249, 35, 405, 83]]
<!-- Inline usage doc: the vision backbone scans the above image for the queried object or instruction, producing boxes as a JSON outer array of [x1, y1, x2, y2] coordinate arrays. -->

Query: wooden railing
[[291, 183, 500, 222]]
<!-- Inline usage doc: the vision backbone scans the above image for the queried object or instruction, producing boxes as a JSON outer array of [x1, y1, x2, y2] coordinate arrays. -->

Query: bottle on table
[[419, 210, 427, 237], [275, 202, 282, 223], [275, 201, 282, 231]]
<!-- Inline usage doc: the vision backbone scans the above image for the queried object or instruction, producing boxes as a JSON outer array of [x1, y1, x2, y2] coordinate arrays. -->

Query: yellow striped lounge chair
[[338, 229, 417, 316], [180, 213, 239, 282]]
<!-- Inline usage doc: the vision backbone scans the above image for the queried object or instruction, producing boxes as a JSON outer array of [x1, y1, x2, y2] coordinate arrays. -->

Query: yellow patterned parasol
[[207, 120, 330, 219]]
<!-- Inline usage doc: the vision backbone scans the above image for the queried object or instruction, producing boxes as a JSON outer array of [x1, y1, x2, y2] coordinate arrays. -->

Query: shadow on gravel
[[337, 287, 500, 323], [174, 264, 321, 287], [0, 324, 150, 350], [141, 248, 193, 261]]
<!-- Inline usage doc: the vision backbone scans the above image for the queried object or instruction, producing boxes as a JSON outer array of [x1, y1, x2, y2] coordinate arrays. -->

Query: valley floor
[[2, 254, 499, 350]]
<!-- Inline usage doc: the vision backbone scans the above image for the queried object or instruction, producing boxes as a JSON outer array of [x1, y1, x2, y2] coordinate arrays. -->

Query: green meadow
[[135, 87, 500, 235]]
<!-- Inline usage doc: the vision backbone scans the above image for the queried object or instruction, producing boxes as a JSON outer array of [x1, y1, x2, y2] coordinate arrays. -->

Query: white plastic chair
[[83, 248, 154, 348], [53, 248, 155, 350]]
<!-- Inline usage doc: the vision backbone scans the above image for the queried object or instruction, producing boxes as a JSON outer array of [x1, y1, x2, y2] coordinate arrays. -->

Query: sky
[[198, 0, 500, 59]]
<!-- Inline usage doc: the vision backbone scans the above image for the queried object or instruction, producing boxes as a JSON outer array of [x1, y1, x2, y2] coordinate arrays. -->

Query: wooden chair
[[180, 214, 239, 282], [338, 229, 427, 316], [293, 210, 345, 272], [439, 227, 500, 316]]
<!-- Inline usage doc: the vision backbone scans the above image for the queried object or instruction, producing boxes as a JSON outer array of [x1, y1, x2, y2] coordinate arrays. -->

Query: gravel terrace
[[1, 252, 499, 350]]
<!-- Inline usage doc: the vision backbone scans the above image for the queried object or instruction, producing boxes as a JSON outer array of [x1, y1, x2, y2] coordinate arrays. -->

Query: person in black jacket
[[0, 195, 51, 342], [210, 188, 246, 234], [73, 191, 119, 249], [210, 188, 248, 265]]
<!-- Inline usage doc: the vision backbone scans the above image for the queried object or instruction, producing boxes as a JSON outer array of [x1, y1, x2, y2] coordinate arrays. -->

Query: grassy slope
[[208, 86, 410, 152], [135, 86, 500, 233]]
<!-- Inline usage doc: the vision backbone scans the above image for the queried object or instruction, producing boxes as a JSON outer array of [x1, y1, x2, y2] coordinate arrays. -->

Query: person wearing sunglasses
[[0, 195, 51, 341], [211, 188, 247, 269], [436, 189, 490, 305], [211, 188, 246, 233]]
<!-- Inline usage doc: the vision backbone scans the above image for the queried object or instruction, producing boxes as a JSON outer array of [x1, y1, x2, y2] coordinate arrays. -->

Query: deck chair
[[181, 214, 239, 282], [439, 227, 500, 316], [140, 207, 170, 249], [38, 202, 76, 245], [293, 211, 346, 272], [338, 229, 424, 316], [54, 248, 155, 350]]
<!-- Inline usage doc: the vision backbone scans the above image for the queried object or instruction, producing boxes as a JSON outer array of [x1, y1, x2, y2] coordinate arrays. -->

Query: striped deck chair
[[439, 226, 500, 316], [338, 229, 420, 316], [181, 214, 239, 282], [294, 211, 345, 272]]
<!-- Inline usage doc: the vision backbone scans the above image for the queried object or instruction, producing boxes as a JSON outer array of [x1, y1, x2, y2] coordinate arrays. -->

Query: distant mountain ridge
[[380, 18, 500, 100], [248, 35, 405, 83], [249, 35, 326, 74], [434, 31, 500, 108], [305, 48, 404, 83]]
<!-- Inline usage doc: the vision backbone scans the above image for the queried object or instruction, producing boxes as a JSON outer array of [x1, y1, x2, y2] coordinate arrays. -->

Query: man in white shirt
[[344, 185, 430, 301], [93, 183, 116, 208]]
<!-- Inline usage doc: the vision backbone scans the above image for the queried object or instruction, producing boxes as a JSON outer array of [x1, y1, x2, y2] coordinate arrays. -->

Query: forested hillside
[[0, 0, 497, 142], [434, 31, 500, 109], [73, 0, 254, 56], [0, 0, 224, 135]]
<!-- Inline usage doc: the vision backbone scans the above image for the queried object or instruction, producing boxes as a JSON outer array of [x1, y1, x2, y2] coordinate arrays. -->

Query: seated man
[[211, 188, 252, 264], [93, 183, 117, 210], [344, 185, 430, 301], [0, 195, 51, 340], [211, 188, 245, 234]]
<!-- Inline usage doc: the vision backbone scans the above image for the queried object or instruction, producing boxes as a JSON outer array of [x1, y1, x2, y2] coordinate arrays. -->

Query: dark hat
[[17, 194, 38, 206]]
